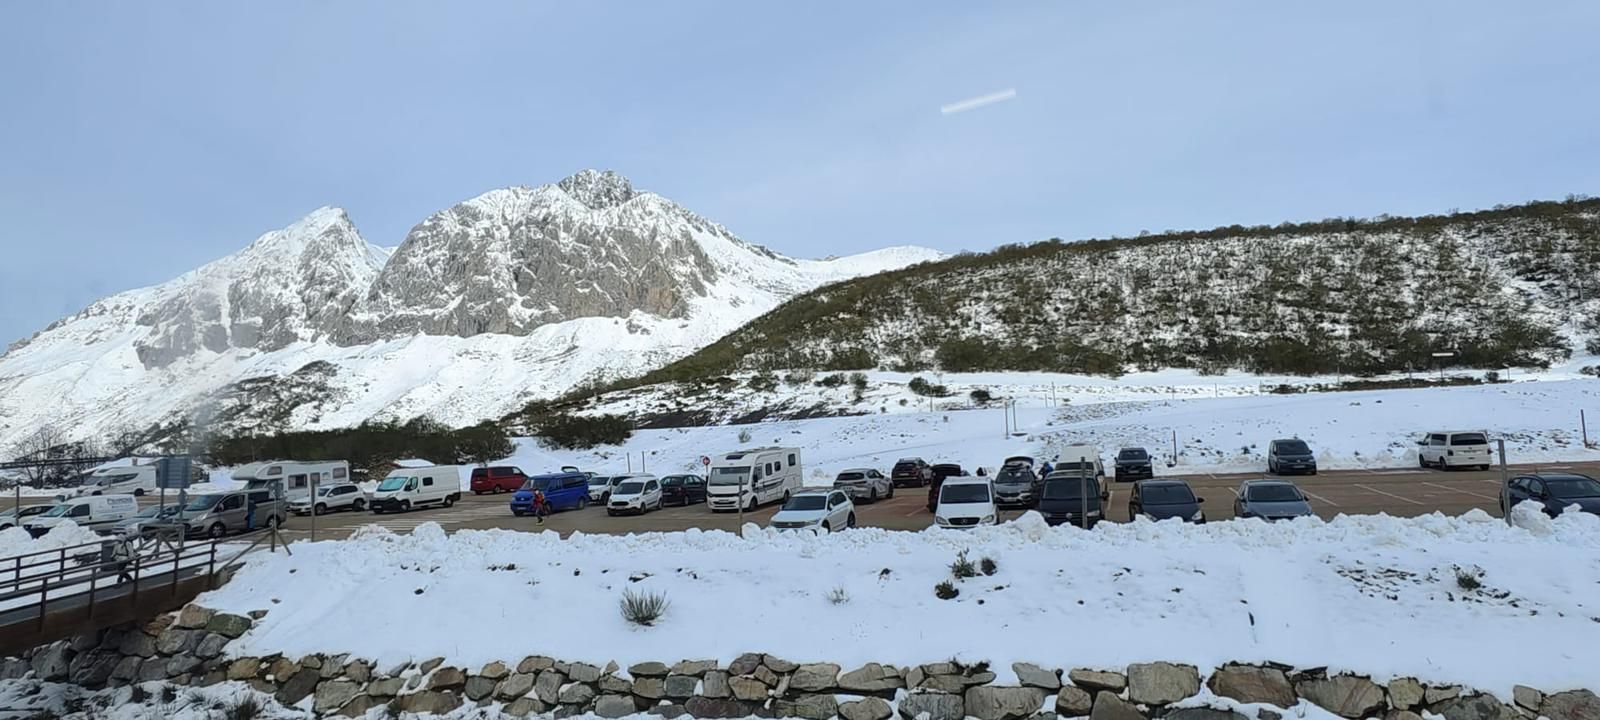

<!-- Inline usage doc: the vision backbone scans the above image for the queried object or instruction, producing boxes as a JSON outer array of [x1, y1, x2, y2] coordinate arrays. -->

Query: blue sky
[[2, 2, 1597, 346]]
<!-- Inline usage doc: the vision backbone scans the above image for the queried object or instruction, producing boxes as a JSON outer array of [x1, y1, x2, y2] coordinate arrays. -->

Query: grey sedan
[[1234, 479, 1314, 520]]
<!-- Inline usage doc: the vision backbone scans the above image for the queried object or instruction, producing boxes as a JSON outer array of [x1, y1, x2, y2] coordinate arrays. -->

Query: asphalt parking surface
[[14, 461, 1593, 541]]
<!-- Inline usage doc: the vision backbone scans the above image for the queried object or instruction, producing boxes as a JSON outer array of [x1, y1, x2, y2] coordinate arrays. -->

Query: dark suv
[[891, 458, 933, 488], [1267, 439, 1317, 475], [1037, 473, 1107, 528], [926, 463, 967, 512], [1128, 479, 1205, 523], [1501, 473, 1600, 518], [1114, 447, 1153, 482], [471, 466, 528, 494]]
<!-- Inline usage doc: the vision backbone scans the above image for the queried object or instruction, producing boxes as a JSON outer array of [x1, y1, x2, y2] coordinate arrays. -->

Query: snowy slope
[[0, 172, 941, 452]]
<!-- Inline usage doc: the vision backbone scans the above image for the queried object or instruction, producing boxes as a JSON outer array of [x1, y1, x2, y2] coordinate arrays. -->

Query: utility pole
[[1583, 410, 1591, 449]]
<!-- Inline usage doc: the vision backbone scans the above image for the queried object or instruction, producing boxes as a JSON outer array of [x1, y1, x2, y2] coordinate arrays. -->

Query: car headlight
[[935, 516, 951, 526], [981, 515, 996, 524], [1190, 509, 1204, 521]]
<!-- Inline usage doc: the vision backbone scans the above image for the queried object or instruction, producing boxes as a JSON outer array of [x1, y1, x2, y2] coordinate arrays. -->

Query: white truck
[[370, 465, 462, 513], [706, 447, 803, 512], [231, 460, 351, 502], [23, 495, 139, 536]]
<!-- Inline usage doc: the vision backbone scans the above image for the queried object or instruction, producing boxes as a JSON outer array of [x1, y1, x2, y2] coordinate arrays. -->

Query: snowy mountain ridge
[[0, 170, 943, 452]]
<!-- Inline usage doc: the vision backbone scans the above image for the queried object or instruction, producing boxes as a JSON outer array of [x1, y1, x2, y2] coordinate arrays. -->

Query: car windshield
[[836, 472, 864, 482], [1141, 485, 1195, 504], [1275, 440, 1311, 455], [39, 504, 74, 518], [616, 482, 645, 495], [995, 468, 1032, 483], [184, 495, 225, 511], [1545, 477, 1600, 498], [940, 484, 990, 504], [783, 495, 827, 511], [661, 476, 686, 486], [1246, 484, 1302, 503], [1118, 449, 1148, 460], [520, 477, 551, 491], [709, 467, 750, 485], [1042, 480, 1093, 499], [588, 476, 612, 487], [377, 476, 410, 492], [1451, 433, 1488, 445]]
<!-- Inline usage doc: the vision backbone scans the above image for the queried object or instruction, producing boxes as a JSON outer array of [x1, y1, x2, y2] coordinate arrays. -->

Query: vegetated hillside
[[631, 197, 1600, 385]]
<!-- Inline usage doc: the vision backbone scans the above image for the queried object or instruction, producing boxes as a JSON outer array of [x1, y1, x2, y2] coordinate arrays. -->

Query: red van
[[470, 466, 528, 494]]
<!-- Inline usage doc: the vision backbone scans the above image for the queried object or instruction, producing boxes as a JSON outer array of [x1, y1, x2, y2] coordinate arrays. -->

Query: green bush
[[908, 376, 949, 397], [534, 414, 633, 450]]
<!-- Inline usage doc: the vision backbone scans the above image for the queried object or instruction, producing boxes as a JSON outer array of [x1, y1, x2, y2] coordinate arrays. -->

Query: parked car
[[891, 457, 934, 488], [289, 483, 368, 516], [0, 504, 53, 530], [1417, 431, 1493, 470], [1113, 447, 1154, 482], [23, 495, 140, 536], [1055, 445, 1104, 479], [470, 466, 528, 494], [1234, 479, 1314, 521], [1267, 439, 1318, 475], [173, 491, 287, 539], [510, 471, 592, 516], [992, 463, 1040, 507], [659, 474, 708, 506], [1003, 455, 1035, 469], [113, 504, 183, 538], [608, 476, 663, 516], [1501, 473, 1600, 518], [63, 465, 159, 499], [1037, 472, 1107, 528], [1128, 479, 1205, 523], [587, 475, 621, 503], [371, 466, 461, 513], [833, 468, 893, 503], [933, 476, 997, 529], [769, 489, 856, 532], [924, 463, 968, 511]]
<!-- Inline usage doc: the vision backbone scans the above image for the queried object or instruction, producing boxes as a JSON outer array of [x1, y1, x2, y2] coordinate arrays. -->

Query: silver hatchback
[[832, 468, 894, 503]]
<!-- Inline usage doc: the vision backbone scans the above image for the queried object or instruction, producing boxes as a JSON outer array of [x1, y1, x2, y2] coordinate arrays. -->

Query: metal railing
[[0, 536, 221, 631]]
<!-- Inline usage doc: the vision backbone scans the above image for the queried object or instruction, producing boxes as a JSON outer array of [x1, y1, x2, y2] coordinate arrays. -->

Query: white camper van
[[66, 465, 158, 499], [370, 465, 461, 513], [706, 447, 803, 512], [23, 495, 139, 536], [231, 461, 351, 502]]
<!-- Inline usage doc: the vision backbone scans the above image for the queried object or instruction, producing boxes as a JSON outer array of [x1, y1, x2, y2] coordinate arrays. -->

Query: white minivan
[[934, 476, 998, 529], [606, 475, 662, 516], [370, 465, 461, 513], [23, 495, 139, 536], [706, 447, 803, 512], [1417, 431, 1493, 470]]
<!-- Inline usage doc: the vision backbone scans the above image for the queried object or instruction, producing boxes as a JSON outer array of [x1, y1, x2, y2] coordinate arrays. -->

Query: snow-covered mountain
[[0, 171, 942, 452]]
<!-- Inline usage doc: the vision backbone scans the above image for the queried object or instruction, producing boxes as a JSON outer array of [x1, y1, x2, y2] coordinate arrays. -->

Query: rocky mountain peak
[[557, 169, 637, 209]]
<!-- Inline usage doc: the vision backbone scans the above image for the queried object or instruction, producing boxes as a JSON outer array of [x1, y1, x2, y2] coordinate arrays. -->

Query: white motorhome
[[370, 465, 462, 513], [65, 465, 158, 499], [706, 447, 803, 512], [231, 461, 351, 502], [23, 495, 139, 536]]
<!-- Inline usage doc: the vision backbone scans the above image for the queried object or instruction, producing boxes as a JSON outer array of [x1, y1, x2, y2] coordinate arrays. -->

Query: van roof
[[941, 475, 991, 487]]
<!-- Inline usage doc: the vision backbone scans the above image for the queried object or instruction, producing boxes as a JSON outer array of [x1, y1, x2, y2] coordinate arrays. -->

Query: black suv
[[1267, 439, 1317, 475], [1037, 473, 1107, 528], [891, 457, 933, 487], [1114, 447, 1153, 482], [925, 463, 967, 512]]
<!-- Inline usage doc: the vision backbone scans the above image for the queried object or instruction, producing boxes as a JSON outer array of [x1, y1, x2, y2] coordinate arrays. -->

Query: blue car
[[510, 472, 592, 516]]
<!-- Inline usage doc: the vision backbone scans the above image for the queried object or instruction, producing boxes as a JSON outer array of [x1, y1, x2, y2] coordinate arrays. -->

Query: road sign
[[700, 455, 711, 467], [156, 456, 192, 490]]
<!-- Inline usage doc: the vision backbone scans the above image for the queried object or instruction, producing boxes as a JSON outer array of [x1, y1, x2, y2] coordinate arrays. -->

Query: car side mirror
[[1197, 497, 1206, 504]]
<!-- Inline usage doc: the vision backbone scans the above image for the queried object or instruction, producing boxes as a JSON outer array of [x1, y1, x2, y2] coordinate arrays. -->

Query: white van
[[934, 476, 998, 529], [65, 465, 158, 499], [232, 461, 351, 502], [1417, 430, 1493, 470], [1054, 445, 1104, 479], [23, 495, 139, 536], [706, 447, 803, 512], [370, 465, 462, 513]]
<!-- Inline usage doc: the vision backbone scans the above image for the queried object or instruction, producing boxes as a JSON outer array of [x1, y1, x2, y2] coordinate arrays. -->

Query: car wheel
[[887, 485, 895, 499], [578, 496, 589, 510], [821, 521, 831, 533], [207, 523, 226, 539], [444, 495, 456, 508], [314, 503, 327, 516], [847, 512, 857, 528], [352, 499, 366, 511], [607, 509, 617, 517], [399, 500, 411, 512], [869, 488, 878, 503], [133, 488, 145, 497]]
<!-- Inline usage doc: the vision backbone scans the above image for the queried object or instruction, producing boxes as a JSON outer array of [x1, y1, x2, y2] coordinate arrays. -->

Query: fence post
[[36, 576, 48, 631], [87, 565, 97, 619], [170, 545, 181, 596], [1499, 439, 1511, 526], [131, 554, 141, 603], [1583, 410, 1590, 449]]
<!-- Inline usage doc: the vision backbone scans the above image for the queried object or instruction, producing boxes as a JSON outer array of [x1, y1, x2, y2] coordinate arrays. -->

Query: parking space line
[[1355, 484, 1424, 506], [1423, 482, 1500, 501], [1300, 489, 1340, 507]]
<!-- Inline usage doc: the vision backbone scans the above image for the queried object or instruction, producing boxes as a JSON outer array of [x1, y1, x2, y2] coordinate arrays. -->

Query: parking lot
[[11, 461, 1591, 541], [259, 460, 1596, 539]]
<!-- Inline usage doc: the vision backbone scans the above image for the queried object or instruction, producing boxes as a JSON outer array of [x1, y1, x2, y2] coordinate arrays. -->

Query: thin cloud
[[940, 88, 1017, 115]]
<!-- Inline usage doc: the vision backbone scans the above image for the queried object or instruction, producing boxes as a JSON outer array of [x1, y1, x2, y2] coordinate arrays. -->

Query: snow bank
[[0, 520, 102, 560], [200, 507, 1600, 699]]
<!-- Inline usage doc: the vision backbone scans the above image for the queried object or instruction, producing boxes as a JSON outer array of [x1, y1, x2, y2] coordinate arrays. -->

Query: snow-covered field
[[200, 506, 1600, 701], [509, 377, 1600, 481]]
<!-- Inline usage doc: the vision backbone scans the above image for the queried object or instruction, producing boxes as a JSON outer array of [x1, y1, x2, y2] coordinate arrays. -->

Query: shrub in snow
[[1455, 566, 1483, 591], [737, 429, 752, 444], [950, 551, 977, 580], [621, 588, 670, 627], [980, 556, 998, 576], [226, 695, 264, 720], [969, 389, 993, 405], [934, 580, 959, 600], [817, 373, 848, 388], [827, 586, 850, 605]]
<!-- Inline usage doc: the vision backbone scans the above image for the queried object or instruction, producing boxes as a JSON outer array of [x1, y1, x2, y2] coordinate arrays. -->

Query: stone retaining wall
[[3, 605, 1596, 720]]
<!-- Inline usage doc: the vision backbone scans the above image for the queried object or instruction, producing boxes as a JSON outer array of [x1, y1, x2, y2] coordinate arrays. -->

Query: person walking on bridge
[[111, 533, 135, 584]]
